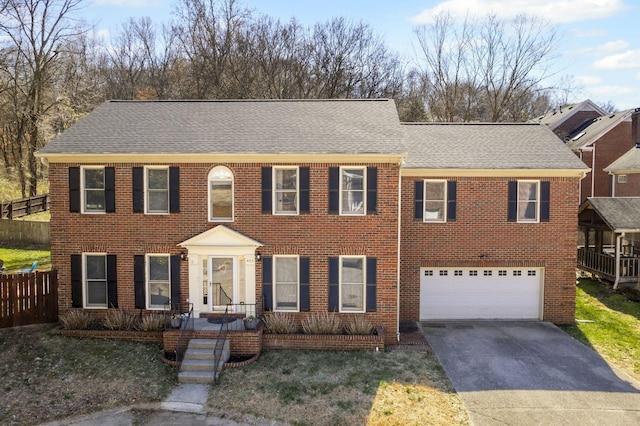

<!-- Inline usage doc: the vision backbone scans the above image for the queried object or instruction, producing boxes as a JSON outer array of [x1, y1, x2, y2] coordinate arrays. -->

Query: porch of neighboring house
[[577, 197, 640, 288]]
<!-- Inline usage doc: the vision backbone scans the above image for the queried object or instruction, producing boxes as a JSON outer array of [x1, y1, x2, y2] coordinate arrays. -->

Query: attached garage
[[420, 267, 543, 320]]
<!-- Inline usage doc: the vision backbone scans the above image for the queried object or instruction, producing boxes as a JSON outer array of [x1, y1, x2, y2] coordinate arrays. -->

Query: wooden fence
[[0, 194, 49, 219], [0, 270, 58, 328], [0, 220, 50, 247]]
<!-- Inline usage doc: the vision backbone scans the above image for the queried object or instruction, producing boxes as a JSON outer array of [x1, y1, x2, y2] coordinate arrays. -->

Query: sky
[[87, 0, 639, 111]]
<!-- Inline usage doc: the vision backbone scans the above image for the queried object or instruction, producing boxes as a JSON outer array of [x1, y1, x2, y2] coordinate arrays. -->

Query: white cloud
[[593, 50, 640, 70], [409, 0, 625, 24], [570, 28, 608, 38], [575, 40, 629, 57], [575, 75, 602, 85]]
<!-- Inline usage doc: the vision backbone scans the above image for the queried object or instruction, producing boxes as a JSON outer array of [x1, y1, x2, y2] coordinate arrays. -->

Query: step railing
[[173, 303, 194, 369], [213, 306, 229, 383]]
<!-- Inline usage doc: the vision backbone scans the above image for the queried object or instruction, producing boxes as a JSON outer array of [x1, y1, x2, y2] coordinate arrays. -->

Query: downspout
[[591, 145, 596, 197], [614, 232, 624, 290], [610, 172, 616, 197], [396, 159, 404, 343]]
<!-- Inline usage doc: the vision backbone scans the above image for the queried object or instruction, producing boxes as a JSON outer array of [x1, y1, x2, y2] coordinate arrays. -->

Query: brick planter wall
[[163, 326, 263, 357], [262, 326, 384, 352]]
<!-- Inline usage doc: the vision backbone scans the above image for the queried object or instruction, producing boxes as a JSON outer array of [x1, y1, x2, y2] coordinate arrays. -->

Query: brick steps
[[178, 338, 230, 384]]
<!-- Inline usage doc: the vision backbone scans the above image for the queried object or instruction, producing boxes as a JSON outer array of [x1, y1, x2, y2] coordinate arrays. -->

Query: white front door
[[208, 256, 236, 311]]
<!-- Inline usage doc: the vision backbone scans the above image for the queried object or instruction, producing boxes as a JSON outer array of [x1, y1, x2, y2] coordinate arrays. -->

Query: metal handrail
[[173, 303, 194, 368], [212, 306, 229, 382]]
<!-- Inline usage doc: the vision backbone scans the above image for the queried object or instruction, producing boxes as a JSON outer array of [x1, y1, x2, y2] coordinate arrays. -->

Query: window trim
[[339, 166, 367, 216], [423, 179, 447, 223], [618, 174, 627, 184], [208, 166, 234, 222], [339, 255, 366, 313], [146, 254, 171, 310], [81, 166, 106, 214], [272, 166, 299, 215], [517, 180, 540, 223], [83, 253, 108, 309], [273, 255, 300, 312], [145, 166, 170, 214]]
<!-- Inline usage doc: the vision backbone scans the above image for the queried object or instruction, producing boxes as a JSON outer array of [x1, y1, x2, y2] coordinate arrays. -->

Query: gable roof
[[604, 145, 640, 173], [37, 99, 406, 159], [566, 108, 639, 152], [401, 123, 588, 172], [579, 197, 640, 232], [533, 99, 605, 129]]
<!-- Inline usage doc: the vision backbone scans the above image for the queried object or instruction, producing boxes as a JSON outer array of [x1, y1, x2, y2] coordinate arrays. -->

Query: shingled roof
[[580, 197, 640, 231], [604, 145, 640, 173], [565, 108, 639, 152], [401, 123, 588, 170], [38, 99, 406, 156]]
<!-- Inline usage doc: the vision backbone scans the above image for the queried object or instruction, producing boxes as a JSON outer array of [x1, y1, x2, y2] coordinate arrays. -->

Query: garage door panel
[[420, 267, 542, 320]]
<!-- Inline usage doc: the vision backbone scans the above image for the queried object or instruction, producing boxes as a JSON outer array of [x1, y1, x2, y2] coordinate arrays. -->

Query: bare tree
[[413, 12, 557, 122], [0, 0, 86, 196]]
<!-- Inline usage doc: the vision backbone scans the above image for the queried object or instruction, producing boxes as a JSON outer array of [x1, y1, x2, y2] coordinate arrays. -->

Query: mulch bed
[[388, 322, 431, 351]]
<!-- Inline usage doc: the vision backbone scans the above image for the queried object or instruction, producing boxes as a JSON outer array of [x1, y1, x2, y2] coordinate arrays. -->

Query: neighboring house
[[565, 108, 640, 202], [533, 99, 605, 141], [604, 145, 640, 198], [36, 99, 587, 345], [577, 197, 640, 288]]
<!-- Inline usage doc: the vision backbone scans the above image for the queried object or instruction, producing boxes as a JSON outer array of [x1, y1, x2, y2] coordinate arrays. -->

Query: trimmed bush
[[301, 312, 342, 335], [59, 310, 94, 330], [103, 309, 139, 330], [137, 313, 169, 332], [263, 312, 297, 334], [344, 315, 374, 335]]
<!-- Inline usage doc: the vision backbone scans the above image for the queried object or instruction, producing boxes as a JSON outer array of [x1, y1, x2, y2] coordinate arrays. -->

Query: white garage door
[[420, 267, 542, 320]]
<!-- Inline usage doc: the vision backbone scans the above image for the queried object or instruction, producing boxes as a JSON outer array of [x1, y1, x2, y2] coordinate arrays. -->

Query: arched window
[[208, 166, 234, 221]]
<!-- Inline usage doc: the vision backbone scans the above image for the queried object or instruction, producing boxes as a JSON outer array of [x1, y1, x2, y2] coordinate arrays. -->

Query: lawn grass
[[0, 324, 176, 425], [0, 246, 51, 272], [207, 349, 470, 425], [560, 278, 640, 381]]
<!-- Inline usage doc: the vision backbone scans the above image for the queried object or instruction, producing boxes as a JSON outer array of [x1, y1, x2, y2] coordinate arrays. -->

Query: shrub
[[137, 313, 169, 332], [263, 312, 297, 334], [344, 315, 374, 335], [102, 309, 139, 331], [59, 310, 94, 330], [301, 312, 342, 335]]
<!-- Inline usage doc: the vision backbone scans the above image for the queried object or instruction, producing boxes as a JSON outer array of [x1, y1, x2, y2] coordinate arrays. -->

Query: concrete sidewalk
[[423, 321, 640, 425]]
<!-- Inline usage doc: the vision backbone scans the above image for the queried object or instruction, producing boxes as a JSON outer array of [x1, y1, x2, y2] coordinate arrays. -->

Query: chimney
[[634, 109, 640, 148]]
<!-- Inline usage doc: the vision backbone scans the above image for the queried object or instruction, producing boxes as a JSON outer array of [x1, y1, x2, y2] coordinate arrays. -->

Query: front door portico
[[179, 225, 262, 318]]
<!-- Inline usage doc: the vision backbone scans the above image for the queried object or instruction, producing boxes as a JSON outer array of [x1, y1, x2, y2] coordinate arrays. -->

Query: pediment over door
[[179, 225, 263, 249]]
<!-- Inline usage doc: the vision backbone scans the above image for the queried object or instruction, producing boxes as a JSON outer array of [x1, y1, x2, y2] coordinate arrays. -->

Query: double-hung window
[[340, 256, 365, 313], [340, 167, 365, 215], [517, 180, 539, 222], [147, 255, 170, 309], [273, 166, 299, 215], [82, 167, 105, 213], [273, 256, 299, 311], [146, 167, 169, 213], [84, 254, 107, 308], [424, 180, 446, 222], [209, 166, 234, 221]]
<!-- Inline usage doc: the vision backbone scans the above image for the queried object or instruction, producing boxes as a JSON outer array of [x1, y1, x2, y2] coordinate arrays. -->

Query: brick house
[[534, 99, 605, 141], [565, 108, 640, 202], [36, 100, 587, 345]]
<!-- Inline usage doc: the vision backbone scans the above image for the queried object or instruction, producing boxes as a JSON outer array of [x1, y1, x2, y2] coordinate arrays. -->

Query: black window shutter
[[261, 167, 272, 213], [367, 167, 377, 214], [540, 181, 550, 222], [262, 257, 273, 311], [508, 181, 518, 222], [71, 254, 83, 307], [447, 180, 457, 222], [134, 255, 145, 309], [132, 167, 143, 213], [105, 167, 115, 213], [300, 257, 310, 311], [366, 257, 377, 312], [328, 257, 339, 311], [107, 255, 118, 308], [69, 167, 80, 213], [170, 255, 180, 310], [414, 180, 424, 220], [328, 167, 339, 214], [169, 167, 180, 213], [299, 167, 310, 213]]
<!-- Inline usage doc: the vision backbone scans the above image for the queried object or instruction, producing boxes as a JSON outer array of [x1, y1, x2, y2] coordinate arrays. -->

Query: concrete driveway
[[423, 321, 640, 426]]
